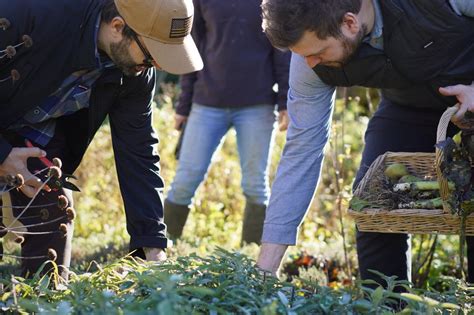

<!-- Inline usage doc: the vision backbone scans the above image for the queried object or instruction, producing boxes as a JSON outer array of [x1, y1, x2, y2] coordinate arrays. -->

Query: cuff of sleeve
[[0, 137, 13, 164], [261, 223, 298, 245], [130, 235, 168, 250]]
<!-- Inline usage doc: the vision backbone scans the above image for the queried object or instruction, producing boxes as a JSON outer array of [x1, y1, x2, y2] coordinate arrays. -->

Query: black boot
[[164, 199, 190, 239], [241, 202, 266, 246]]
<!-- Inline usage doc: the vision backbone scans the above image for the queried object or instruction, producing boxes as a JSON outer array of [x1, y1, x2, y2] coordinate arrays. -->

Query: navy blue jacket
[[0, 0, 167, 250], [176, 0, 290, 116]]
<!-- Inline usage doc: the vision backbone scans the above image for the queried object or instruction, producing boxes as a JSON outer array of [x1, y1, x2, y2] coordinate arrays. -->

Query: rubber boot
[[241, 202, 266, 246], [164, 199, 190, 239]]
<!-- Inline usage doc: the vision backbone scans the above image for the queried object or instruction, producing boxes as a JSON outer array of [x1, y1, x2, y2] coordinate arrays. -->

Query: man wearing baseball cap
[[0, 0, 202, 277]]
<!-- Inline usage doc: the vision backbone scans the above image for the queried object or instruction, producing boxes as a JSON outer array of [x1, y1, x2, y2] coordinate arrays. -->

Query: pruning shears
[[25, 140, 81, 192], [47, 172, 81, 192]]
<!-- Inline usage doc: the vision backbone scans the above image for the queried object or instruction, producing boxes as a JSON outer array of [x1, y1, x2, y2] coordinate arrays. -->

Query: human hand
[[174, 114, 188, 130], [256, 243, 288, 277], [278, 110, 289, 131], [439, 83, 474, 129], [0, 147, 51, 198], [143, 247, 167, 262]]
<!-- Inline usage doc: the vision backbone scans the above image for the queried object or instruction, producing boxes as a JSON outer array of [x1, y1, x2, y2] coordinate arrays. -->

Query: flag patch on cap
[[169, 16, 192, 38]]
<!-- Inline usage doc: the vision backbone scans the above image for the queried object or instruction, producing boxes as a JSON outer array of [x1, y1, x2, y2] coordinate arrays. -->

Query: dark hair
[[261, 0, 362, 49], [100, 0, 135, 39]]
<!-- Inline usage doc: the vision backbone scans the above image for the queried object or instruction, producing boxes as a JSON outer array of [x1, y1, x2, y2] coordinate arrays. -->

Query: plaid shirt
[[9, 15, 114, 147]]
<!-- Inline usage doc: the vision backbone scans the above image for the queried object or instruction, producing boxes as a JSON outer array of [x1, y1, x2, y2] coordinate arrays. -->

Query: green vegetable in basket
[[393, 181, 455, 193], [398, 197, 443, 209], [384, 163, 409, 181]]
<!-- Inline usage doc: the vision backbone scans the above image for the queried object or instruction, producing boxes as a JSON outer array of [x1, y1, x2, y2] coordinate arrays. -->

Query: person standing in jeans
[[164, 0, 290, 245]]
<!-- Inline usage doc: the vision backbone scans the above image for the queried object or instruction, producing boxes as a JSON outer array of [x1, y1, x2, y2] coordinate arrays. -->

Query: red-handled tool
[[25, 139, 54, 167], [24, 140, 81, 192]]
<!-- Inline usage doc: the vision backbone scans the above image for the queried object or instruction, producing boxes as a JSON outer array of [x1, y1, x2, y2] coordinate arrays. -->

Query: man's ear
[[109, 16, 126, 40], [341, 12, 360, 36]]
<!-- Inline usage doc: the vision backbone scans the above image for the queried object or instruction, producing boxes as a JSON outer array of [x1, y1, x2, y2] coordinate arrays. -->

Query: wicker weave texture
[[349, 209, 474, 235]]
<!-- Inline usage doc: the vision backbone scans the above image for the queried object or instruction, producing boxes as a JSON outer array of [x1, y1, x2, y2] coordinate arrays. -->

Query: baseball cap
[[114, 0, 203, 75]]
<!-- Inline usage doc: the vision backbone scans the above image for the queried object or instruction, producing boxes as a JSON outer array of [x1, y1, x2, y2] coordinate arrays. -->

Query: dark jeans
[[353, 99, 474, 285], [1, 132, 73, 278]]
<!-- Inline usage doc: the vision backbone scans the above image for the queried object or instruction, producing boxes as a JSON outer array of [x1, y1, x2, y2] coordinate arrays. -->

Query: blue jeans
[[167, 103, 277, 206]]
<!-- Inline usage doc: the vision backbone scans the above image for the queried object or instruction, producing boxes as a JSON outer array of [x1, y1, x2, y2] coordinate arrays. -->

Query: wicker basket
[[348, 106, 474, 235]]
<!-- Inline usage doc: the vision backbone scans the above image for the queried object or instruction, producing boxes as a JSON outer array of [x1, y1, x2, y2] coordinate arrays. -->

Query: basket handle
[[436, 105, 459, 143], [353, 152, 387, 197], [435, 105, 460, 213]]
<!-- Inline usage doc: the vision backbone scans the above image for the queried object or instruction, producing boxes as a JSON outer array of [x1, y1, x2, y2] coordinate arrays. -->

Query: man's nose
[[305, 56, 321, 68]]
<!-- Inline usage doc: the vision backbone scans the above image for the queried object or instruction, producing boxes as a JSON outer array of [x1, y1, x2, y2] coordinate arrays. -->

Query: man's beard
[[109, 38, 143, 77], [322, 24, 367, 68]]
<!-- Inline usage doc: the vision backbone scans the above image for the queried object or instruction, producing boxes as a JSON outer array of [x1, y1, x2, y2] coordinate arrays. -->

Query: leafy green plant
[[1, 249, 472, 314], [2, 85, 472, 314]]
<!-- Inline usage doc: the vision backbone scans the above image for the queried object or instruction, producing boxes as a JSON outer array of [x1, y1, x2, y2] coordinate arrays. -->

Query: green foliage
[[349, 197, 373, 212], [1, 85, 473, 313], [2, 249, 472, 314]]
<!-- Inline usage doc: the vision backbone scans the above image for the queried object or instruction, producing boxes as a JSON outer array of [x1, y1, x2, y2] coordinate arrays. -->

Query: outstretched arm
[[110, 69, 168, 259], [257, 53, 336, 274], [443, 1, 474, 128]]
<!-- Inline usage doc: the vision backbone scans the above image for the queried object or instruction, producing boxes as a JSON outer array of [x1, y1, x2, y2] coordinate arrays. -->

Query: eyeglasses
[[131, 32, 154, 68]]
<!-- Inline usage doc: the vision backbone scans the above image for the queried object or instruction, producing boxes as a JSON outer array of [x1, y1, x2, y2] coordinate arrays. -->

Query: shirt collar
[[95, 16, 117, 70], [363, 0, 384, 50]]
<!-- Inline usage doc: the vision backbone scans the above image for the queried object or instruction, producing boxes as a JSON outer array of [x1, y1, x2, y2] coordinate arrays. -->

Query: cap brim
[[143, 35, 203, 75]]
